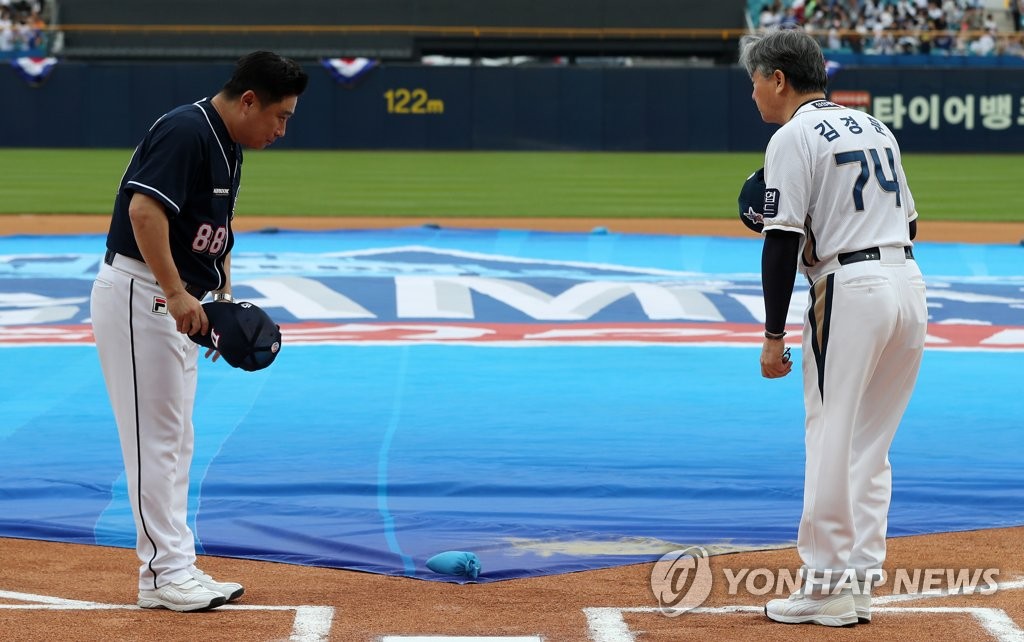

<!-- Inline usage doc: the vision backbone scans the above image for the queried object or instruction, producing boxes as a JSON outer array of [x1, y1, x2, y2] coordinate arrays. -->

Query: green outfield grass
[[1, 149, 1018, 222]]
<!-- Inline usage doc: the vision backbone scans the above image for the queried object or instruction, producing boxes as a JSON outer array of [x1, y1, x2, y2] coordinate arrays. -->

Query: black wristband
[[764, 330, 786, 340]]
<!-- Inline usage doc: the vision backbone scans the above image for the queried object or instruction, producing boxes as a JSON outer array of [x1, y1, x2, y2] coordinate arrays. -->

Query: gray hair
[[739, 28, 827, 94]]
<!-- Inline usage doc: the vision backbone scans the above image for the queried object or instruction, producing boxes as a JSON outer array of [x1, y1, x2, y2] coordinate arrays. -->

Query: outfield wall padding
[[3, 61, 1023, 151]]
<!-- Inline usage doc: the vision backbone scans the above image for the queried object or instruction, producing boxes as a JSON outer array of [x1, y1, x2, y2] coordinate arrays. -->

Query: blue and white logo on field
[[0, 240, 1022, 348]]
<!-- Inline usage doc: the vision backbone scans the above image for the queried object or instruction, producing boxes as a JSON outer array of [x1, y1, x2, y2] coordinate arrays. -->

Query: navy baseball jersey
[[106, 98, 241, 291]]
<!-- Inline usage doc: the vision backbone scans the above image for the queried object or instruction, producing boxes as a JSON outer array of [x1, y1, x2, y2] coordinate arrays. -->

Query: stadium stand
[[14, 0, 1024, 66], [0, 0, 51, 58], [746, 0, 1024, 60]]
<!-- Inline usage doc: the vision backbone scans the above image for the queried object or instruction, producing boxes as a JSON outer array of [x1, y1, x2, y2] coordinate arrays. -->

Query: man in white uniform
[[739, 28, 928, 627]]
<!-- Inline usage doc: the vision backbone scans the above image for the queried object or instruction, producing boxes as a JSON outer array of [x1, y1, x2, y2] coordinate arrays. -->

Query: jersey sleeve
[[762, 124, 812, 237], [122, 116, 204, 216]]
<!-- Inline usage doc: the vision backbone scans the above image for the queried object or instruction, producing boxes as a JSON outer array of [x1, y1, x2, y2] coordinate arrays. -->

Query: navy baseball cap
[[189, 301, 282, 371], [737, 167, 767, 234]]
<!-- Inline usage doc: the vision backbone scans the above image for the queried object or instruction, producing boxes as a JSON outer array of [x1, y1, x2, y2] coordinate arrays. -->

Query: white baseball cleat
[[764, 592, 858, 627], [190, 567, 245, 601], [853, 592, 871, 623], [137, 577, 227, 612]]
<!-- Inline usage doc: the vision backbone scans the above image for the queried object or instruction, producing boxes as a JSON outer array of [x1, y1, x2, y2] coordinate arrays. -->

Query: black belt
[[104, 249, 208, 301], [837, 246, 914, 266]]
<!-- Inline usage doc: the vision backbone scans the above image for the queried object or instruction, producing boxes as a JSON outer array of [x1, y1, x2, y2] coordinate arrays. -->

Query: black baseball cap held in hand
[[189, 301, 282, 371], [738, 167, 767, 234]]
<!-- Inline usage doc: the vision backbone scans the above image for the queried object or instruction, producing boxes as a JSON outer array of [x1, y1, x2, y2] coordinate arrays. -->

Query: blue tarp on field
[[0, 227, 1022, 581]]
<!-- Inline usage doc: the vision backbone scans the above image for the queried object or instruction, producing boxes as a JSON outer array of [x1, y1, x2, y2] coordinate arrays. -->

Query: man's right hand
[[760, 337, 793, 379], [168, 290, 209, 336]]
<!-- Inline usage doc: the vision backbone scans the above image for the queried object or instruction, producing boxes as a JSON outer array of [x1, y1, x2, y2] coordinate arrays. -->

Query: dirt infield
[[1, 528, 1021, 641], [1, 213, 1021, 641]]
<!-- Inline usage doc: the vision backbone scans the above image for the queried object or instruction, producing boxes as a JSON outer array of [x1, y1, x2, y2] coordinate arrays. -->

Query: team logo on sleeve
[[152, 296, 168, 315], [763, 188, 780, 218]]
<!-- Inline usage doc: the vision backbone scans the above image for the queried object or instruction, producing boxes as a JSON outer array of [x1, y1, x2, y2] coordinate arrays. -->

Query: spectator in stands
[[759, 2, 783, 30], [804, 0, 820, 23], [13, 16, 31, 50], [791, 0, 807, 22], [0, 0, 46, 55], [942, 0, 963, 24], [862, 0, 883, 26], [877, 3, 897, 30], [969, 20, 997, 54], [961, 5, 984, 30], [935, 25, 956, 50], [868, 20, 898, 53], [747, 0, 1011, 57], [827, 19, 843, 49], [848, 15, 869, 52], [9, 0, 34, 16], [1004, 31, 1024, 54], [0, 8, 13, 53], [27, 8, 43, 48], [780, 6, 802, 29]]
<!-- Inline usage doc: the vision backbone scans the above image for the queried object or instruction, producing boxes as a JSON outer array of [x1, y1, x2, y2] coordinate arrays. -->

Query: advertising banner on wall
[[2, 61, 1023, 152]]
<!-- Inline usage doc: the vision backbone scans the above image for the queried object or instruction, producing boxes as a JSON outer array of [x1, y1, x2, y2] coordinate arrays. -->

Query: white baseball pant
[[91, 254, 200, 591], [798, 245, 927, 592]]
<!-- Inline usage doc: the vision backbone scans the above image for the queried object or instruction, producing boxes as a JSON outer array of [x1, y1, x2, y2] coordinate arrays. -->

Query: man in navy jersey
[[91, 51, 307, 612], [740, 29, 927, 627]]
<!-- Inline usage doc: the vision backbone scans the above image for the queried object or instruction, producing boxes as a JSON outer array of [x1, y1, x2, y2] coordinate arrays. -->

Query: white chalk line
[[4, 578, 1023, 642], [584, 576, 1024, 642], [0, 590, 334, 642]]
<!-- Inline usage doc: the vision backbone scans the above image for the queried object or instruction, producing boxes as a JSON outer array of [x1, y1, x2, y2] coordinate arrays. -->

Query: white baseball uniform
[[762, 99, 928, 590]]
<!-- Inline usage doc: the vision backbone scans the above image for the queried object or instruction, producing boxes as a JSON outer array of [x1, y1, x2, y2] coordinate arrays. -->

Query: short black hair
[[222, 51, 309, 105]]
